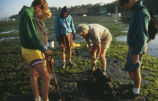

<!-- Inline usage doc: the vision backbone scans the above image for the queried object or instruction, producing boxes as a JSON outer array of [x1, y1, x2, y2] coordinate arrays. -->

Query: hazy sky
[[0, 0, 116, 17]]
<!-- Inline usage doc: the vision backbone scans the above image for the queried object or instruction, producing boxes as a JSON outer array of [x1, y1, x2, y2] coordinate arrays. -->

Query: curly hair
[[31, 0, 48, 10], [76, 24, 89, 35], [43, 9, 52, 18], [32, 0, 49, 20]]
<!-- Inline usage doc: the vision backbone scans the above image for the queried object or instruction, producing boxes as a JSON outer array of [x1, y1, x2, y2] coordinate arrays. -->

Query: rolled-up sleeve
[[70, 17, 76, 33]]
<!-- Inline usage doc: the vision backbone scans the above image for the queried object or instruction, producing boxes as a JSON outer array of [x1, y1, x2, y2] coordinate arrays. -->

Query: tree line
[[49, 0, 158, 16], [10, 0, 158, 19]]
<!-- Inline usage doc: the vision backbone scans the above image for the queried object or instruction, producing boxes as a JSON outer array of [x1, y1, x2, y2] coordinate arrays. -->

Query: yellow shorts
[[22, 47, 45, 66]]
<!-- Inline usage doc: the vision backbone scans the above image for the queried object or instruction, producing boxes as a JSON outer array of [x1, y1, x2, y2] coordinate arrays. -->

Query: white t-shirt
[[88, 24, 111, 45]]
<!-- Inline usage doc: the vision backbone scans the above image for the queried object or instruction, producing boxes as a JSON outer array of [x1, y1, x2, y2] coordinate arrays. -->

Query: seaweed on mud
[[0, 16, 158, 101]]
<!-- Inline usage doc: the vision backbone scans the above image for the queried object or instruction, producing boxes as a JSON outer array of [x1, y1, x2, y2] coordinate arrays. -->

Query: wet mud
[[8, 49, 152, 101], [48, 69, 149, 101]]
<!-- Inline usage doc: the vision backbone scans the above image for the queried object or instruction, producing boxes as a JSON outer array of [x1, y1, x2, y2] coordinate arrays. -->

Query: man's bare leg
[[34, 62, 50, 101], [30, 67, 40, 98]]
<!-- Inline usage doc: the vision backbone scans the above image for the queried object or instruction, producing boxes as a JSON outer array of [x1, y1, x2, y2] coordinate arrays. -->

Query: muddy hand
[[45, 50, 52, 56], [88, 47, 92, 52]]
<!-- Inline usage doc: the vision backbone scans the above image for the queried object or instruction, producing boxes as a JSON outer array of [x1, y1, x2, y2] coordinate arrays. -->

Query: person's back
[[18, 6, 46, 52], [35, 17, 48, 48], [88, 24, 111, 42], [19, 6, 34, 47], [76, 23, 112, 76], [127, 0, 150, 54]]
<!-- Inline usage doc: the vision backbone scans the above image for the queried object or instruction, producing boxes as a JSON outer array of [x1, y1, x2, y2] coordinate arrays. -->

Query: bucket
[[50, 41, 54, 48]]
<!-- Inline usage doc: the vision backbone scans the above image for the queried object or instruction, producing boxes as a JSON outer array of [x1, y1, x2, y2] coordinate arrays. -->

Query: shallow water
[[0, 37, 19, 42], [116, 35, 158, 57], [0, 30, 17, 34], [0, 30, 14, 34]]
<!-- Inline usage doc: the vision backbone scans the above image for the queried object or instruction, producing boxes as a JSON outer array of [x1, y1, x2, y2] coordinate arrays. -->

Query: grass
[[0, 16, 158, 101], [0, 33, 19, 38], [0, 21, 18, 32]]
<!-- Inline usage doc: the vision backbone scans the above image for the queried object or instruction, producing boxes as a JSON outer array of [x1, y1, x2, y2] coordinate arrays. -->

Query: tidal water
[[116, 35, 158, 57]]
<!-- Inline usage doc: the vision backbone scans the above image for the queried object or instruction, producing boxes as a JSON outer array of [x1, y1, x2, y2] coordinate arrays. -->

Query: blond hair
[[32, 0, 51, 20], [44, 9, 52, 18]]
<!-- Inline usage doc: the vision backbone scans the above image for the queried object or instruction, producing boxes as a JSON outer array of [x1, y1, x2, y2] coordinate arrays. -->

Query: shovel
[[46, 55, 62, 101]]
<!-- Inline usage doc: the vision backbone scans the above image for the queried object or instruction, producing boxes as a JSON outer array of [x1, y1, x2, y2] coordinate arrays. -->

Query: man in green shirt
[[119, 0, 150, 95]]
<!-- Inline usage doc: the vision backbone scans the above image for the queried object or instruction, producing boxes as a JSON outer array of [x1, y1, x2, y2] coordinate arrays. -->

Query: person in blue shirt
[[119, 0, 150, 95], [54, 6, 76, 69]]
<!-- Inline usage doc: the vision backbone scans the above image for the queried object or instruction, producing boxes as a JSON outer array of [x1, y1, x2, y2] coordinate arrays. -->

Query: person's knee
[[35, 63, 50, 80], [30, 73, 38, 81], [137, 74, 141, 80], [67, 47, 71, 51], [43, 71, 50, 82], [46, 73, 50, 82], [134, 76, 141, 83], [30, 68, 38, 79], [133, 71, 141, 81], [99, 54, 105, 60], [62, 48, 66, 52]]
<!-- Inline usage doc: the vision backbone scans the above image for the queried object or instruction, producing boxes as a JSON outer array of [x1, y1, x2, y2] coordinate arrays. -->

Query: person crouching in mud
[[76, 24, 112, 76], [54, 6, 76, 69], [19, 0, 52, 101]]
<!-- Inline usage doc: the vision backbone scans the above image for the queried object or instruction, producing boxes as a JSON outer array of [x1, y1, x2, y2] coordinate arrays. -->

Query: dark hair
[[31, 0, 48, 10], [60, 6, 69, 17], [119, 0, 130, 6]]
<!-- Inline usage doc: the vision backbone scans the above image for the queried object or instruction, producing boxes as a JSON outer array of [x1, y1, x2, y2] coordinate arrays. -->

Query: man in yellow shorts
[[19, 0, 52, 101]]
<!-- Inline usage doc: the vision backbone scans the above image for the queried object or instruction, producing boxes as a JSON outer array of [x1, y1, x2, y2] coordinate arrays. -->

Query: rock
[[62, 82, 78, 91], [58, 98, 62, 101]]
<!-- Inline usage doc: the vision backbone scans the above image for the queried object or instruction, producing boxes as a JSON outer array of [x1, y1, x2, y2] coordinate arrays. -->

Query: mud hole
[[48, 68, 149, 101]]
